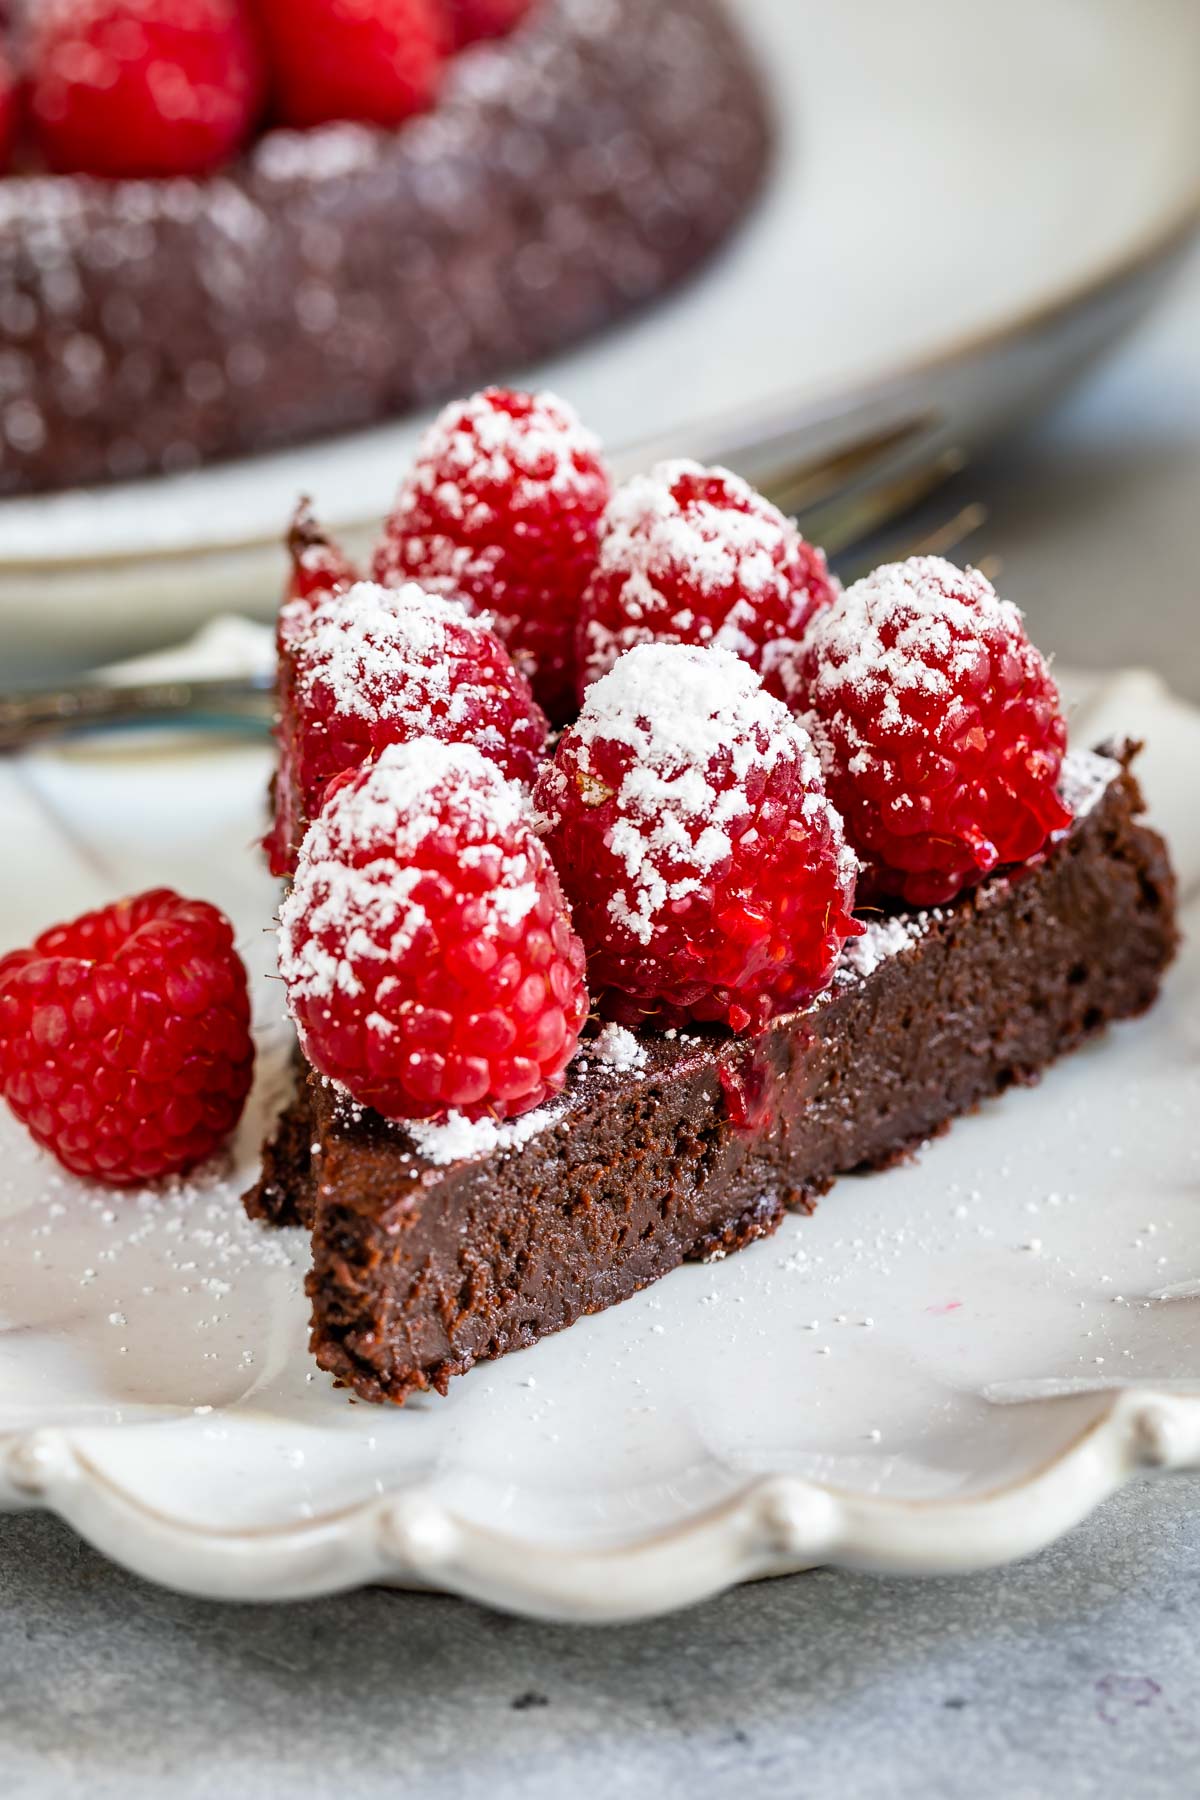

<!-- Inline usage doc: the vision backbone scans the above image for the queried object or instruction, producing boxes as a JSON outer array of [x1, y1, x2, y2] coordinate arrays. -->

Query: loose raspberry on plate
[[29, 0, 264, 178], [374, 387, 611, 724], [534, 642, 860, 1033], [253, 0, 443, 130], [440, 0, 534, 48], [793, 556, 1072, 907], [265, 579, 548, 878], [279, 740, 588, 1123], [0, 890, 254, 1185], [576, 461, 836, 704]]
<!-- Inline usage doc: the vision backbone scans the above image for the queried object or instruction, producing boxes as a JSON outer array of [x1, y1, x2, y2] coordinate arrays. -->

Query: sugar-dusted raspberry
[[253, 0, 442, 130], [29, 0, 263, 178], [794, 556, 1072, 907], [534, 642, 860, 1032], [577, 461, 836, 704], [0, 889, 254, 1185], [374, 388, 611, 724], [279, 741, 588, 1123], [440, 0, 533, 48], [265, 579, 548, 877]]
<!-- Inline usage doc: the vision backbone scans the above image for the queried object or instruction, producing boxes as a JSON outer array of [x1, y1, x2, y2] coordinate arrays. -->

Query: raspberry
[[577, 461, 836, 704], [794, 556, 1072, 907], [0, 889, 254, 1186], [374, 387, 611, 724], [253, 0, 442, 130], [265, 578, 548, 877], [29, 0, 263, 178], [534, 642, 860, 1032], [440, 0, 533, 48], [279, 740, 588, 1122]]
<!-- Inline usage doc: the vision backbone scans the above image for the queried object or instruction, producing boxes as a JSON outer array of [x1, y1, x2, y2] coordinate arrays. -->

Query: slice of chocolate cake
[[247, 744, 1178, 1405]]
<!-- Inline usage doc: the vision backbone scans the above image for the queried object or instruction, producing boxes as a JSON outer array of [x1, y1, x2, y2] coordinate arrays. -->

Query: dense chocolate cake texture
[[0, 0, 770, 495], [247, 745, 1178, 1405]]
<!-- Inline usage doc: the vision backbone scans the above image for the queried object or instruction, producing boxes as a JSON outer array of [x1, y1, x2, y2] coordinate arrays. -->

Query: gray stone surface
[[3, 235, 1200, 1800], [2, 1483, 1200, 1800]]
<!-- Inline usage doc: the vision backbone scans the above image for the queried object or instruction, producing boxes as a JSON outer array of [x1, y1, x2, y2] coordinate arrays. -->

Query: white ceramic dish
[[4, 0, 1200, 666], [0, 662, 1197, 1620]]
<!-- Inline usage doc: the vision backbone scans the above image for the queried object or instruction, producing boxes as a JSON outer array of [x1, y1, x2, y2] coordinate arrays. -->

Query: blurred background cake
[[0, 0, 771, 495]]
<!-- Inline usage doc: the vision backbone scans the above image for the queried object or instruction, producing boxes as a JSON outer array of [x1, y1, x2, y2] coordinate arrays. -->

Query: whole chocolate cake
[[0, 0, 770, 495]]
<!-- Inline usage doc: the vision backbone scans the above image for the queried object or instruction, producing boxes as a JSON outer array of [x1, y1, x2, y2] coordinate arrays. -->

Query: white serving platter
[[4, 0, 1200, 665], [0, 662, 1196, 1620]]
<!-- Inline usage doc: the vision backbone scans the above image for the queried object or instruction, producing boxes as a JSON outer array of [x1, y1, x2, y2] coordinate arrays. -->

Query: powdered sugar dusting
[[278, 739, 529, 1007], [838, 915, 927, 979], [591, 1021, 647, 1072], [566, 643, 827, 945], [408, 1100, 565, 1166], [799, 556, 1021, 738], [580, 458, 830, 685], [298, 581, 456, 719], [596, 459, 783, 602], [1059, 747, 1119, 820], [394, 387, 601, 530]]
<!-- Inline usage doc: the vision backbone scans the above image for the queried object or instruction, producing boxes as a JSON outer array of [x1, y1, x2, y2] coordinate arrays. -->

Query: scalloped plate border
[[3, 1390, 1200, 1619]]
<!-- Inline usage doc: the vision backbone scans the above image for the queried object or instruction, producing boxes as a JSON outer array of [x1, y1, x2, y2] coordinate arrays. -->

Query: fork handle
[[0, 674, 274, 752]]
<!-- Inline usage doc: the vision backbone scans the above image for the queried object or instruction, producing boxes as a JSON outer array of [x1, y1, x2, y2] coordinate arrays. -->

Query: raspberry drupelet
[[253, 0, 443, 130], [266, 579, 548, 878], [793, 556, 1071, 908], [28, 0, 264, 178], [576, 461, 836, 704], [0, 890, 254, 1184], [373, 387, 611, 724], [534, 642, 860, 1033], [279, 741, 588, 1123]]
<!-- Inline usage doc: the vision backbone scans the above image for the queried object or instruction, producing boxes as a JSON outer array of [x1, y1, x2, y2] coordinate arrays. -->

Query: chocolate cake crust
[[0, 0, 770, 495], [247, 748, 1178, 1405]]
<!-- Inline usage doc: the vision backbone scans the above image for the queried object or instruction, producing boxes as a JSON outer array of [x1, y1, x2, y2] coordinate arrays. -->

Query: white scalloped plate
[[0, 664, 1197, 1620]]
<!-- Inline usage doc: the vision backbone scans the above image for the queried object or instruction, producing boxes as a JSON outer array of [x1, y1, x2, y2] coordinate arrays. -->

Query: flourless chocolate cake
[[248, 745, 1178, 1405]]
